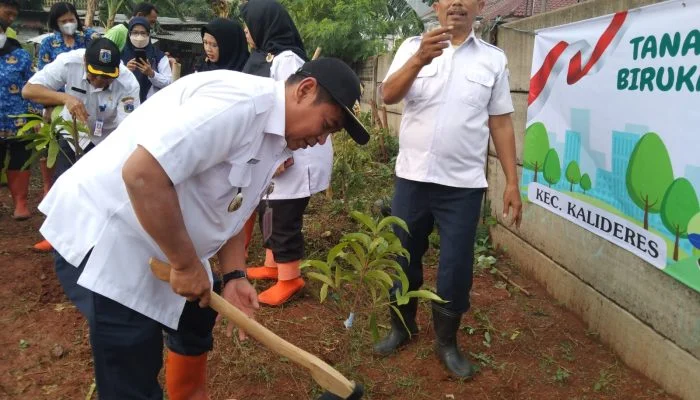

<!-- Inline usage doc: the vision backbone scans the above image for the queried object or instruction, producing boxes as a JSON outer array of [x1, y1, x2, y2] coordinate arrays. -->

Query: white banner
[[528, 183, 667, 268], [522, 0, 700, 292]]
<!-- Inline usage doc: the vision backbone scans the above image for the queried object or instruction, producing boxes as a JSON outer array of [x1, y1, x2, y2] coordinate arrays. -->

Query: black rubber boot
[[432, 302, 474, 378], [373, 298, 418, 356]]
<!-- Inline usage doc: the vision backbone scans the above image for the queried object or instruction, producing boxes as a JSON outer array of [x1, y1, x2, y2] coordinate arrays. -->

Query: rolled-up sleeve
[[136, 97, 256, 185]]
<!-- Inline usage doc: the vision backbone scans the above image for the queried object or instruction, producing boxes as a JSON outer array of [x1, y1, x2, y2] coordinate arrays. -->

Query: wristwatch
[[222, 270, 247, 286]]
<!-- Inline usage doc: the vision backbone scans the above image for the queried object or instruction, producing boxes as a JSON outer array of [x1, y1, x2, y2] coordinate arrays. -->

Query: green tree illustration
[[542, 149, 561, 187], [580, 173, 592, 194], [660, 178, 700, 261], [523, 122, 550, 183], [626, 132, 674, 230], [565, 161, 581, 192]]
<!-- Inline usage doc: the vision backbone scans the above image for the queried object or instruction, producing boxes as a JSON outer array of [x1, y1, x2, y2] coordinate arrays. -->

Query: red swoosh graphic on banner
[[528, 11, 628, 106]]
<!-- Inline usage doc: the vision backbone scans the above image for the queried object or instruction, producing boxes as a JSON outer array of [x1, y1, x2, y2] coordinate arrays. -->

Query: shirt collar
[[452, 30, 476, 49], [263, 80, 286, 137]]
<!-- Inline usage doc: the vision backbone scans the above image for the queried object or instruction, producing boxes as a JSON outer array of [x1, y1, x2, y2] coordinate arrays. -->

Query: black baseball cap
[[85, 38, 120, 78], [296, 58, 370, 145]]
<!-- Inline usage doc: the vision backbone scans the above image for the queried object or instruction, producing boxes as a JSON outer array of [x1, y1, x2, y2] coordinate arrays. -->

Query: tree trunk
[[106, 12, 116, 29], [674, 226, 680, 261], [85, 0, 98, 27], [643, 197, 649, 230], [533, 165, 538, 183]]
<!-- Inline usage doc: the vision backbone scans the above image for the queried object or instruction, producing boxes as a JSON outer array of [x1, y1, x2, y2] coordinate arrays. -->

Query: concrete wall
[[488, 1, 700, 399], [358, 1, 700, 399]]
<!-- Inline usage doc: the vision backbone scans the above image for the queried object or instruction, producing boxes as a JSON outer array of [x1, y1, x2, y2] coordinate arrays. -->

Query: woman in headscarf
[[240, 0, 334, 307], [121, 17, 171, 102], [196, 18, 249, 72]]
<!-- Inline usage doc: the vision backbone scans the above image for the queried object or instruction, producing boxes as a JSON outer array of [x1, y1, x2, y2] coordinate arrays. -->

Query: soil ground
[[0, 178, 676, 400]]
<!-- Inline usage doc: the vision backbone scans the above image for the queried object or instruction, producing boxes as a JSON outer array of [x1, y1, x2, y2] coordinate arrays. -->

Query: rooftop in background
[[482, 0, 584, 20], [111, 14, 207, 27]]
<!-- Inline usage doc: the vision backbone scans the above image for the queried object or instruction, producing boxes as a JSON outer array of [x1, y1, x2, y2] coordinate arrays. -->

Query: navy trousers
[[54, 251, 219, 399], [391, 177, 484, 313]]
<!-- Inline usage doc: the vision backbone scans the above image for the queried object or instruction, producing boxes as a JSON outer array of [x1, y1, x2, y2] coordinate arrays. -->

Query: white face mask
[[60, 22, 78, 36], [130, 34, 149, 49], [0, 33, 7, 49]]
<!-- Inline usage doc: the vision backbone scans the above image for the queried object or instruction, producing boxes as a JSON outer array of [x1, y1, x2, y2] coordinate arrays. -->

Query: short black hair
[[48, 2, 83, 32], [0, 0, 20, 11], [286, 72, 334, 105], [133, 2, 158, 17]]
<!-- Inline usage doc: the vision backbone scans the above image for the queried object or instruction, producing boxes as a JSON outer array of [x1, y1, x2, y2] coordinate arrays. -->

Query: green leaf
[[301, 259, 332, 276], [377, 216, 410, 235], [21, 151, 41, 171], [368, 237, 387, 255], [389, 305, 414, 338], [346, 241, 366, 267], [8, 113, 42, 120], [405, 289, 446, 303], [341, 253, 363, 273], [341, 232, 371, 248], [364, 270, 394, 289], [305, 272, 335, 288], [47, 138, 59, 169], [395, 292, 409, 306], [16, 119, 43, 135], [351, 211, 377, 233], [327, 242, 347, 265], [370, 312, 379, 342], [320, 283, 329, 303]]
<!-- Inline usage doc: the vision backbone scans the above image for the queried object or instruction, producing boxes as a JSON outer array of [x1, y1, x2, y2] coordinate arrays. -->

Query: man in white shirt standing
[[37, 57, 368, 399], [373, 0, 522, 378], [23, 38, 140, 252]]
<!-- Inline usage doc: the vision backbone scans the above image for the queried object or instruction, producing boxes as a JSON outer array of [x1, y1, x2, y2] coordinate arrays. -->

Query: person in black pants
[[373, 0, 523, 378]]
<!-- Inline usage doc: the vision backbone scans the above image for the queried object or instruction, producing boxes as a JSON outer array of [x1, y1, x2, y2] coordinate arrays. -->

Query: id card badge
[[93, 118, 104, 137], [262, 206, 273, 242]]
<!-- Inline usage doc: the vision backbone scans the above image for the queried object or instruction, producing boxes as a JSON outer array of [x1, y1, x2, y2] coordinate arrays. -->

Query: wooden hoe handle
[[149, 258, 358, 398]]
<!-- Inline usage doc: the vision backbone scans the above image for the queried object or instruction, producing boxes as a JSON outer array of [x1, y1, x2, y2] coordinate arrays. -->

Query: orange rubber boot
[[33, 239, 53, 252], [165, 351, 208, 400], [39, 158, 53, 198], [258, 260, 304, 306], [7, 170, 31, 220], [246, 248, 278, 280]]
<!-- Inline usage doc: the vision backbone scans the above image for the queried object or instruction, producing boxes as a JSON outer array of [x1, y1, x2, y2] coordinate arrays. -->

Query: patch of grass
[[469, 351, 504, 371], [553, 367, 571, 385], [559, 340, 576, 361], [472, 308, 498, 348], [414, 345, 432, 360], [396, 375, 419, 389], [593, 363, 618, 393]]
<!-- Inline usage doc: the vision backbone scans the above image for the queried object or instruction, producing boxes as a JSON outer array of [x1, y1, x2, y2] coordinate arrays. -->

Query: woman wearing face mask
[[195, 18, 249, 72], [121, 17, 171, 102], [37, 2, 99, 70]]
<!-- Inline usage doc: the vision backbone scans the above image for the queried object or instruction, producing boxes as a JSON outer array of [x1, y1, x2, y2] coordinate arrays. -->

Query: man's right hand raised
[[63, 95, 90, 124], [412, 26, 453, 67]]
